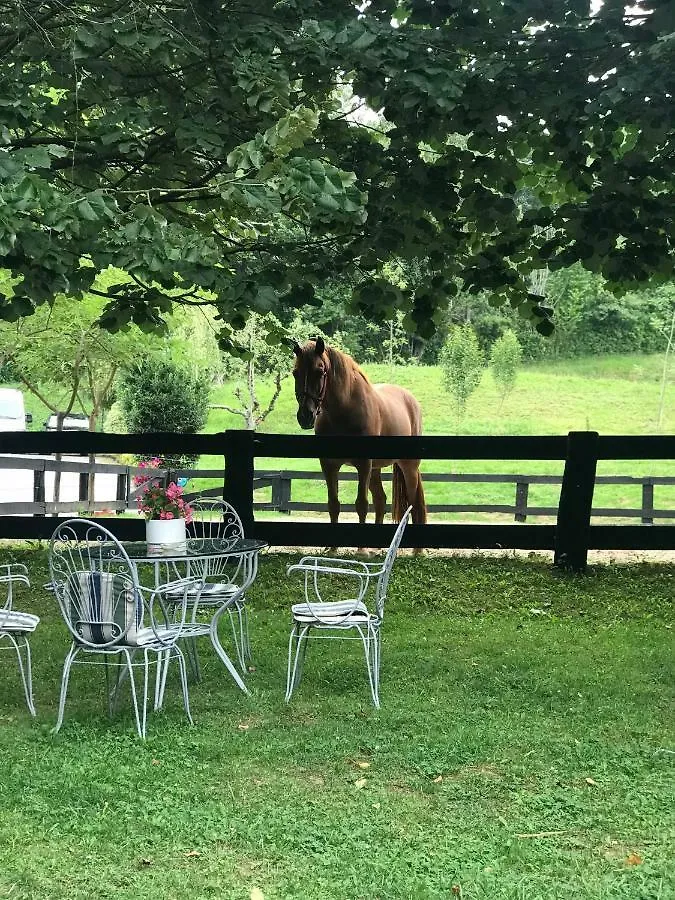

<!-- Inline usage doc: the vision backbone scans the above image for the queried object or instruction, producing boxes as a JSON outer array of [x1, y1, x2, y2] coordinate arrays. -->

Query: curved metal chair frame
[[49, 518, 203, 739], [0, 564, 39, 716], [178, 497, 252, 672], [285, 507, 412, 708]]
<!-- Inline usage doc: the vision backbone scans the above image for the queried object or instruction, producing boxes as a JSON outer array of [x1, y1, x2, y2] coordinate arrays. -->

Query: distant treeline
[[303, 264, 675, 365]]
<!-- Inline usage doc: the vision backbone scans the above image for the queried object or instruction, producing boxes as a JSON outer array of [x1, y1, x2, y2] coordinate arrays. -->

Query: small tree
[[117, 356, 210, 468], [212, 312, 325, 430], [210, 313, 289, 430], [440, 324, 484, 423], [489, 329, 523, 411]]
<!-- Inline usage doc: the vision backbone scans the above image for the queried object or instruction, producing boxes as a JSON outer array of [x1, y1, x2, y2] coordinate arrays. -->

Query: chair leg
[[154, 650, 169, 710], [53, 643, 80, 734], [184, 637, 201, 681], [285, 624, 310, 702], [173, 646, 194, 726], [358, 626, 381, 709], [8, 633, 36, 717], [122, 647, 144, 739], [240, 601, 252, 662], [371, 629, 381, 709], [235, 603, 251, 672], [226, 607, 246, 672], [140, 649, 150, 739]]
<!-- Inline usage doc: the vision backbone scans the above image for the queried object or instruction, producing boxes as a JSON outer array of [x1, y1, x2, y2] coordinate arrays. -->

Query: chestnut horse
[[292, 338, 427, 526]]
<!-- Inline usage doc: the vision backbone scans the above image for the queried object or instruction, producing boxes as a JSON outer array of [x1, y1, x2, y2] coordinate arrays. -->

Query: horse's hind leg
[[398, 460, 427, 556], [369, 469, 387, 525]]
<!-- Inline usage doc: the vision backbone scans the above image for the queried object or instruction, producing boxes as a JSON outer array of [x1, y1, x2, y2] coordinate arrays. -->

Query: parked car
[[0, 388, 32, 431], [44, 413, 89, 431]]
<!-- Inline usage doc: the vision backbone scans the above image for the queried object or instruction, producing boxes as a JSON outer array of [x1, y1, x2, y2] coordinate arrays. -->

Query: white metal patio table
[[104, 537, 267, 695]]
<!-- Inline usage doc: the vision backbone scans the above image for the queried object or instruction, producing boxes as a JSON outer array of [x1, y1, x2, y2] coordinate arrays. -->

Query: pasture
[[200, 354, 675, 523], [0, 546, 672, 899]]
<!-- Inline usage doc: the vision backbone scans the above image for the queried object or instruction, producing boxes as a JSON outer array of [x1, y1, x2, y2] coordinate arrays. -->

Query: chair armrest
[[0, 563, 30, 588], [295, 556, 375, 573], [137, 576, 205, 600], [287, 561, 380, 581], [0, 564, 28, 577]]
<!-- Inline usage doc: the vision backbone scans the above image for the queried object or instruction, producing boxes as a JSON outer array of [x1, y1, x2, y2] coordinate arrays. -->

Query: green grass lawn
[[1, 546, 673, 899]]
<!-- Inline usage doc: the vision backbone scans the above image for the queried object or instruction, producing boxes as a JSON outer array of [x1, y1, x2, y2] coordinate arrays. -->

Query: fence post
[[641, 479, 654, 525], [554, 431, 599, 572], [514, 481, 529, 522], [271, 473, 292, 513], [223, 429, 255, 535], [33, 466, 46, 516], [78, 472, 88, 505], [116, 472, 128, 514]]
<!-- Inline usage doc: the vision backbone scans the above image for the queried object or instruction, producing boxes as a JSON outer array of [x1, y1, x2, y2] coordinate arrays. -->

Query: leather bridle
[[296, 363, 328, 416]]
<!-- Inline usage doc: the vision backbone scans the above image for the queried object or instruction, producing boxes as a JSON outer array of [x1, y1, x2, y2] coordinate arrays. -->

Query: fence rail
[[2, 457, 674, 524], [0, 430, 673, 571]]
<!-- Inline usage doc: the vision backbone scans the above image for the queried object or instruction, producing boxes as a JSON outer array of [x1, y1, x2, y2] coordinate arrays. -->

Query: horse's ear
[[292, 342, 302, 357], [314, 336, 325, 355]]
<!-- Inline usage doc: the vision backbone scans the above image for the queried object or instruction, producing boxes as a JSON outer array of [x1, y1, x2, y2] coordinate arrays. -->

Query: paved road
[[0, 455, 121, 509]]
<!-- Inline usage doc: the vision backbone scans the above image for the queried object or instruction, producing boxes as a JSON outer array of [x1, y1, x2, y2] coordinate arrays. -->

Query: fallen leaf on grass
[[452, 886, 462, 897], [185, 850, 201, 859], [585, 777, 598, 786], [247, 665, 257, 673], [250, 888, 265, 900], [151, 759, 161, 765], [354, 778, 368, 789], [355, 761, 371, 769], [433, 775, 443, 783], [237, 723, 250, 731], [625, 853, 643, 866]]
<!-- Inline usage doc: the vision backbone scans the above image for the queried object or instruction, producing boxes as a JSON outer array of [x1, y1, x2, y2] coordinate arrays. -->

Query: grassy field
[[0, 546, 673, 899], [199, 353, 675, 523], [9, 352, 675, 522]]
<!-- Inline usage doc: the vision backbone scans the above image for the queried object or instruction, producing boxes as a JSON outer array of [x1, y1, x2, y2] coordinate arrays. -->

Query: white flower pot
[[146, 517, 187, 556]]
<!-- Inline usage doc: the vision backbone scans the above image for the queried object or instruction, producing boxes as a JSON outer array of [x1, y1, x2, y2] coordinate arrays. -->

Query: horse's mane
[[326, 345, 372, 396]]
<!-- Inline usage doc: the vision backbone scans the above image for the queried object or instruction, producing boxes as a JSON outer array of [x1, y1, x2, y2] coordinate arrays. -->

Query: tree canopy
[[0, 0, 672, 343]]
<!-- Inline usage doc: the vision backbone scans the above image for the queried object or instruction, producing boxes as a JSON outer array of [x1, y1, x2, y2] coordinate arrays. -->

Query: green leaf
[[77, 199, 98, 222]]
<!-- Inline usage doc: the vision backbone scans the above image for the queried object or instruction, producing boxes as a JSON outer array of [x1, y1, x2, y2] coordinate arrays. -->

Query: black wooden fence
[[0, 429, 673, 572], [4, 456, 673, 524]]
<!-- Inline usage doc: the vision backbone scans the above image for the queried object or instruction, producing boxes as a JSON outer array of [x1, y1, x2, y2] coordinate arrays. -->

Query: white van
[[0, 388, 31, 431]]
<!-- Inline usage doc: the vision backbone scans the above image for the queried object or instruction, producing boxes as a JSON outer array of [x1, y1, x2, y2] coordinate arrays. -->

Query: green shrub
[[116, 356, 210, 468], [489, 329, 522, 410], [439, 324, 484, 422]]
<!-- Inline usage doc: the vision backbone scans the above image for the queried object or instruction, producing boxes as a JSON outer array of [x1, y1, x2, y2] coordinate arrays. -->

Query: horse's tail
[[392, 464, 427, 524]]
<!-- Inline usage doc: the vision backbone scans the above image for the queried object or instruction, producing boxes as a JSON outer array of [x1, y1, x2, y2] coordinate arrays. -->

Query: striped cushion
[[291, 600, 369, 622], [0, 610, 39, 633], [67, 572, 143, 646], [164, 582, 239, 597]]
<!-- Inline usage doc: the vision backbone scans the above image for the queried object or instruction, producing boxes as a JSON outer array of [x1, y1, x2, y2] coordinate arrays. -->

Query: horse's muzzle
[[297, 408, 316, 430]]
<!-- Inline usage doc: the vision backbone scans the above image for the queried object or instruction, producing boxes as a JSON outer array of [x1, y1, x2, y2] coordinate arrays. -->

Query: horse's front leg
[[320, 459, 342, 525], [369, 469, 386, 525], [354, 459, 372, 524]]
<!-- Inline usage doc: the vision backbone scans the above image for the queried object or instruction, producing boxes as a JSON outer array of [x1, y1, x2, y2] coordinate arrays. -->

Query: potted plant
[[134, 458, 193, 555]]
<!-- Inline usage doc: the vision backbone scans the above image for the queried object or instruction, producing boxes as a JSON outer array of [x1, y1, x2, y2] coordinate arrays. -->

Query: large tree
[[0, 1, 672, 342]]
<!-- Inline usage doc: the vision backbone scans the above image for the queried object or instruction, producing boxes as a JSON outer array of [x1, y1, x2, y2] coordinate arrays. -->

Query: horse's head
[[292, 337, 329, 430]]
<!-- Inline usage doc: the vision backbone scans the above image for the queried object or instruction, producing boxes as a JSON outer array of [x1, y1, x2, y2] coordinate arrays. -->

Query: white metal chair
[[167, 497, 252, 672], [49, 518, 203, 739], [0, 564, 39, 716], [285, 506, 412, 708]]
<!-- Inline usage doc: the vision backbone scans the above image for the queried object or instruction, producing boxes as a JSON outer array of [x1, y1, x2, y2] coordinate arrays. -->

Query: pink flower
[[165, 511, 174, 520]]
